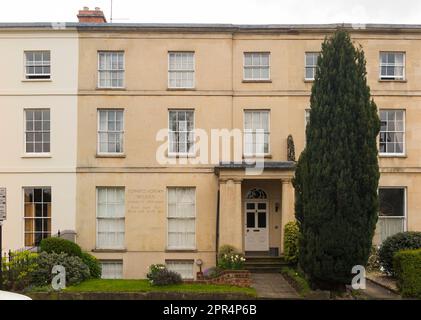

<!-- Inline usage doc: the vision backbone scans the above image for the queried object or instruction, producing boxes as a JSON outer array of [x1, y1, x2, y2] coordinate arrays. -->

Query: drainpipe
[[216, 189, 220, 265]]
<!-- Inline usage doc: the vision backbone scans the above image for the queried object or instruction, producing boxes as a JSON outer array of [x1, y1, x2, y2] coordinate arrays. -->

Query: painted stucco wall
[[0, 30, 78, 253]]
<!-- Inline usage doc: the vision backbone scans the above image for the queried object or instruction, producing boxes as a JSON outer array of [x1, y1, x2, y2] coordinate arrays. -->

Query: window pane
[[258, 212, 266, 228], [379, 188, 405, 217]]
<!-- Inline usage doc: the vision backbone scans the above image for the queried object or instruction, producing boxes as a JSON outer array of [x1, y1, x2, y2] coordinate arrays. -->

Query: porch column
[[219, 178, 243, 252], [280, 178, 295, 253]]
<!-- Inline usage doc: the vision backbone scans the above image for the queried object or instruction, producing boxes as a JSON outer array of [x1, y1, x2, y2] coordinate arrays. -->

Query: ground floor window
[[96, 187, 125, 249], [378, 187, 406, 242], [101, 260, 123, 279], [166, 260, 194, 279], [24, 187, 51, 247], [167, 187, 196, 250]]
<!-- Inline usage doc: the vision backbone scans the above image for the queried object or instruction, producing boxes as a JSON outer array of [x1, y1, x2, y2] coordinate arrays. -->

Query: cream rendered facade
[[75, 24, 421, 279], [0, 26, 78, 254]]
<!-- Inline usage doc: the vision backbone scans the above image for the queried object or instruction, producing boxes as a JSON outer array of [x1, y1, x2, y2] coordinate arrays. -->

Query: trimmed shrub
[[379, 232, 421, 275], [217, 245, 245, 270], [393, 249, 421, 298], [1, 251, 39, 291], [33, 252, 90, 287], [146, 264, 182, 286], [284, 221, 300, 265], [81, 252, 101, 279], [40, 237, 82, 258]]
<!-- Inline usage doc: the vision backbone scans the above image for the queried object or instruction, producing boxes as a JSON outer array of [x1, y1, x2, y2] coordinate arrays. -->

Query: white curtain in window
[[166, 261, 194, 279], [97, 188, 125, 249], [378, 217, 405, 242], [101, 261, 123, 279], [168, 188, 196, 249]]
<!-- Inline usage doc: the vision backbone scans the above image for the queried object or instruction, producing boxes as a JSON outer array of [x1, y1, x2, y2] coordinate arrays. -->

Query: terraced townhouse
[[1, 7, 420, 280]]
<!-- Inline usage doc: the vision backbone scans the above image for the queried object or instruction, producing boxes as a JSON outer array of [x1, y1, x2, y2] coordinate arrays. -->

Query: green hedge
[[40, 237, 83, 258], [81, 252, 102, 279], [393, 249, 421, 298], [283, 221, 300, 264]]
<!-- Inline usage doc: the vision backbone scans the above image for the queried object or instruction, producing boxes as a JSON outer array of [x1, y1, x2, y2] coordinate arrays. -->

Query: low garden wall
[[186, 270, 251, 287]]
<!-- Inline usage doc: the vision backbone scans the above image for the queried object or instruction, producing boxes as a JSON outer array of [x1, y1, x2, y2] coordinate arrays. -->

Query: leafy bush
[[379, 232, 421, 275], [40, 237, 82, 258], [393, 249, 421, 298], [217, 246, 245, 270], [203, 267, 222, 279], [283, 221, 300, 264], [1, 251, 39, 291], [366, 246, 381, 272], [33, 252, 90, 287], [146, 264, 182, 286], [81, 252, 101, 279]]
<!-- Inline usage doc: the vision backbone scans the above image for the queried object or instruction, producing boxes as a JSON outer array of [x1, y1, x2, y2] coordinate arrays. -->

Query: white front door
[[244, 201, 269, 251]]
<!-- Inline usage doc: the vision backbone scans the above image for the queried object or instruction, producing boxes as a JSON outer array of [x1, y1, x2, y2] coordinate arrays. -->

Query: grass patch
[[280, 266, 311, 297], [64, 279, 256, 296]]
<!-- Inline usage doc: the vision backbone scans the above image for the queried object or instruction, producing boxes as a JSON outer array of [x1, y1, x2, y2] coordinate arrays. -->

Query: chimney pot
[[77, 7, 107, 23]]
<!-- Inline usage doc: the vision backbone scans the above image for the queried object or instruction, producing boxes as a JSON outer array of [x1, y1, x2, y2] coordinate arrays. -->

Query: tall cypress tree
[[293, 30, 380, 290]]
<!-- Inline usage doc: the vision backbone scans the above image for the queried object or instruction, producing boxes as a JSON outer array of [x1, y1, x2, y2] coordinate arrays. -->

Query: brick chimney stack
[[77, 7, 107, 23]]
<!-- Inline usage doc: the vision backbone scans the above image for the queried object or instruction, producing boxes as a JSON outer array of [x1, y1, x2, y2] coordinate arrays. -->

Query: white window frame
[[243, 110, 270, 157], [304, 52, 319, 81], [304, 108, 310, 146], [378, 187, 407, 242], [166, 187, 196, 250], [96, 187, 126, 250], [168, 51, 195, 89], [379, 52, 405, 81], [24, 50, 51, 80], [97, 51, 125, 89], [97, 109, 125, 155], [243, 52, 271, 81], [168, 109, 195, 157], [166, 260, 194, 280], [24, 108, 51, 155], [379, 109, 405, 156], [23, 186, 52, 248]]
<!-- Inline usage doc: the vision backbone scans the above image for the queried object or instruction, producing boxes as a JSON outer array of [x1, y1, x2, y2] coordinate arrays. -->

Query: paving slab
[[251, 273, 300, 299]]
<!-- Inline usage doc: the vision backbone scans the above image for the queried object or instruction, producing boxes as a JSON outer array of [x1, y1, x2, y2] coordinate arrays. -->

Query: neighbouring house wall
[[0, 30, 78, 254]]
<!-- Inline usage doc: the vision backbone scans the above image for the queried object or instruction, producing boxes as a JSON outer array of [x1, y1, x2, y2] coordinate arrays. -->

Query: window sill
[[21, 153, 52, 158], [304, 79, 315, 83], [96, 87, 126, 91], [96, 153, 126, 158], [242, 80, 272, 83], [167, 153, 196, 159], [22, 78, 52, 82], [379, 154, 407, 158], [378, 79, 407, 83], [165, 248, 197, 253], [167, 87, 196, 91], [92, 248, 127, 253]]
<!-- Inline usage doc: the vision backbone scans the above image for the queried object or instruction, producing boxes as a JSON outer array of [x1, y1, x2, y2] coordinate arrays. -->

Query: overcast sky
[[1, 0, 420, 24]]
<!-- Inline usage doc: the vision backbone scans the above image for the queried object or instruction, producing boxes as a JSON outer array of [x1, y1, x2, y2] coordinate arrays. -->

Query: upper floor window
[[379, 109, 405, 156], [305, 52, 319, 81], [243, 52, 270, 81], [168, 110, 194, 156], [244, 110, 270, 156], [98, 51, 125, 88], [25, 51, 51, 80], [168, 52, 195, 89], [380, 52, 405, 81], [24, 187, 51, 247], [25, 109, 50, 154], [98, 109, 124, 154], [97, 187, 125, 249]]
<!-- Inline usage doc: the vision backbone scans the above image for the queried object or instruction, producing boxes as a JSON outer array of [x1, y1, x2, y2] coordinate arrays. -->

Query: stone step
[[246, 267, 282, 273]]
